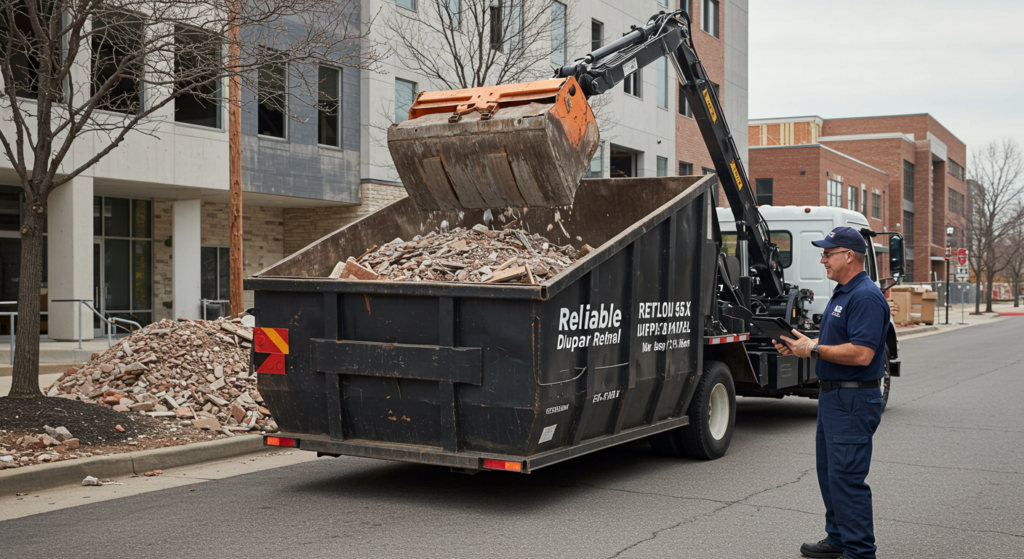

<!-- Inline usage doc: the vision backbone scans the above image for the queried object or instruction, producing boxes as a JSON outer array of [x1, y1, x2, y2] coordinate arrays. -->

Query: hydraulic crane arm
[[556, 10, 786, 299]]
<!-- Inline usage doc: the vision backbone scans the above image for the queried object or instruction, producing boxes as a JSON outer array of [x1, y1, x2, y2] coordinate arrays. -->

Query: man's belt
[[819, 380, 881, 390]]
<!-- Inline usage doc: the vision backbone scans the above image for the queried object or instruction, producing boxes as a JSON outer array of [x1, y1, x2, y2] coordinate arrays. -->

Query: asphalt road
[[2, 319, 1023, 559]]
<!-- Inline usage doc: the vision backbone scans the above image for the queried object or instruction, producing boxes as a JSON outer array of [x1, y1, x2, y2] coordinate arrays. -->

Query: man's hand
[[775, 329, 815, 358]]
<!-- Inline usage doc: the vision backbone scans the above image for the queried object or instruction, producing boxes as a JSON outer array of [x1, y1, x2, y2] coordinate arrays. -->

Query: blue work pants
[[816, 387, 884, 559]]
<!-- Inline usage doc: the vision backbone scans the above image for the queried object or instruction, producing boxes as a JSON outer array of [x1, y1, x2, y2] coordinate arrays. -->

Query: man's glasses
[[821, 250, 851, 259]]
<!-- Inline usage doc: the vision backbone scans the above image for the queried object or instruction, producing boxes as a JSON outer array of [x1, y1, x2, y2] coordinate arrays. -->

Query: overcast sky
[[748, 0, 1024, 166]]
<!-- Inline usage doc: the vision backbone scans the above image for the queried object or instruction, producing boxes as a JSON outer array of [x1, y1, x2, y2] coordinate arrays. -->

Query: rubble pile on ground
[[45, 317, 277, 436], [331, 224, 589, 284]]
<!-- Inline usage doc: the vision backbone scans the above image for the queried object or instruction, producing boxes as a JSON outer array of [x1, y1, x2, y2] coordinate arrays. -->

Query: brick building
[[748, 114, 968, 283], [675, 0, 748, 183]]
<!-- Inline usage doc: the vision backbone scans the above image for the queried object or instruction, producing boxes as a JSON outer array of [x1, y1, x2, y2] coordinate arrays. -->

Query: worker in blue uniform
[[774, 226, 890, 559]]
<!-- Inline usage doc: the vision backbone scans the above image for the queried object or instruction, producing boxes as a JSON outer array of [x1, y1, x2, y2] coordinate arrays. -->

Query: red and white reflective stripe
[[705, 333, 750, 345]]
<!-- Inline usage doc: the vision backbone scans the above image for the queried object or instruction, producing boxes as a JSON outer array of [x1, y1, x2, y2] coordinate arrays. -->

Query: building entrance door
[[93, 196, 153, 336]]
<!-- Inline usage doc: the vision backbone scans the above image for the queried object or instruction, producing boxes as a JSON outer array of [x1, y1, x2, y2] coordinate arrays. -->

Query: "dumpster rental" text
[[557, 304, 623, 352]]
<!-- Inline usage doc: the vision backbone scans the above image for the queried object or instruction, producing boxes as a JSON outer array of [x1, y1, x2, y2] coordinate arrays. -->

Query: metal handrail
[[52, 299, 143, 350], [201, 299, 231, 320], [0, 300, 48, 365]]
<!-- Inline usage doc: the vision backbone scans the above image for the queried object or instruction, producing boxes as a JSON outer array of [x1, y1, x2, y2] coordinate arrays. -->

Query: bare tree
[[967, 139, 1024, 314], [1002, 218, 1024, 308], [1, 0, 380, 398], [381, 0, 579, 91]]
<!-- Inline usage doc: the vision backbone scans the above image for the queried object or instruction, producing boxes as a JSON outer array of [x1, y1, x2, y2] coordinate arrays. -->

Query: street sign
[[956, 248, 968, 266], [956, 265, 969, 281]]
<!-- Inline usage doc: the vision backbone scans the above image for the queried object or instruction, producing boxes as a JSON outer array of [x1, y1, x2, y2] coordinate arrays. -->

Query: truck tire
[[649, 360, 736, 460]]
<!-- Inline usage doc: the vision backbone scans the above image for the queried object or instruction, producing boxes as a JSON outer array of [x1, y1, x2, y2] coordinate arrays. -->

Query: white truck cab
[[717, 205, 881, 318]]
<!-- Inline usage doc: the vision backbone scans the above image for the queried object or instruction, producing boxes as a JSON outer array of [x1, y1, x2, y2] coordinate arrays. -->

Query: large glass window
[[318, 66, 341, 147], [848, 185, 859, 212], [656, 156, 668, 177], [257, 57, 286, 138], [591, 20, 602, 52], [201, 246, 231, 301], [656, 57, 668, 109], [755, 178, 773, 206], [585, 143, 603, 178], [903, 160, 915, 202], [827, 178, 842, 207], [550, 2, 567, 66], [702, 0, 719, 38], [92, 11, 144, 113], [0, 186, 23, 231], [395, 79, 417, 123], [678, 161, 693, 175], [624, 69, 641, 98], [174, 26, 221, 128], [872, 192, 882, 219], [771, 231, 792, 268], [95, 196, 152, 329], [948, 158, 964, 181], [0, 4, 58, 99]]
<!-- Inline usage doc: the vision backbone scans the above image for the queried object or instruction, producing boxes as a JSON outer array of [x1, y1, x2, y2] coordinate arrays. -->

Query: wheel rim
[[708, 383, 729, 441]]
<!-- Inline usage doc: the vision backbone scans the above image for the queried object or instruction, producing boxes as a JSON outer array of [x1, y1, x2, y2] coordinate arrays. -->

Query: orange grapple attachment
[[387, 77, 600, 211]]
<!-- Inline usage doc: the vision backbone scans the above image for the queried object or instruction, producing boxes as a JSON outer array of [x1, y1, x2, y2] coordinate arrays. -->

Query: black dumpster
[[246, 175, 719, 472]]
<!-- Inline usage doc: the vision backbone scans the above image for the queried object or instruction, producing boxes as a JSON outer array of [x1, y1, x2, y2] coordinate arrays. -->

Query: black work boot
[[800, 538, 844, 558]]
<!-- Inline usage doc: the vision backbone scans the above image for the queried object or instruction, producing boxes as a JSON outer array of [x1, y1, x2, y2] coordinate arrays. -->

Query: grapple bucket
[[387, 77, 600, 211]]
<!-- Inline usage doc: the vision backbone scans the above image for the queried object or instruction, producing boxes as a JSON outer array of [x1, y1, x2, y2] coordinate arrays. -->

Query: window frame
[[591, 19, 602, 52], [678, 161, 693, 175], [394, 0, 416, 10], [585, 143, 604, 178], [701, 0, 719, 38], [173, 25, 222, 129], [755, 178, 773, 206], [848, 185, 859, 212], [550, 1, 567, 66], [91, 10, 145, 114], [656, 156, 668, 177], [827, 178, 842, 207], [872, 192, 882, 219], [903, 160, 915, 202], [317, 65, 341, 147], [656, 56, 668, 109], [624, 68, 642, 98], [257, 55, 288, 139], [394, 78, 417, 123]]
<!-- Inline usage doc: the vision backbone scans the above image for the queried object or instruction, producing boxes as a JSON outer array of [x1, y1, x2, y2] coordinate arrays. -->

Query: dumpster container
[[246, 175, 720, 472]]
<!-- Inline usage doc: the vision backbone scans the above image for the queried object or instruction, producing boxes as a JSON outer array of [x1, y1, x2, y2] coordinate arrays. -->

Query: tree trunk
[[6, 209, 46, 398], [974, 273, 982, 314], [985, 273, 994, 313]]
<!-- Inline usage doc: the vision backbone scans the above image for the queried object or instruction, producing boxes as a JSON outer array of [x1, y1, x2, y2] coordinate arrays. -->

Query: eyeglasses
[[821, 250, 851, 259]]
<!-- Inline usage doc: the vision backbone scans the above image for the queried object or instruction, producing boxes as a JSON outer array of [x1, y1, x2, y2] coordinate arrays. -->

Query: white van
[[717, 206, 877, 318]]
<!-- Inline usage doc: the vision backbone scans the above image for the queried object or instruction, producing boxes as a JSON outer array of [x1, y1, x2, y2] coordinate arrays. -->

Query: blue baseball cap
[[812, 226, 867, 253]]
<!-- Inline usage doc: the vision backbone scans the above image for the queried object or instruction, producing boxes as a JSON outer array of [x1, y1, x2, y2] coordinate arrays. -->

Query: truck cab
[[717, 205, 882, 319]]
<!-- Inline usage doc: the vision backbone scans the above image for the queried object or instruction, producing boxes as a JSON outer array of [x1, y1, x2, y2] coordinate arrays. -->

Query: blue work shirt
[[816, 270, 889, 381]]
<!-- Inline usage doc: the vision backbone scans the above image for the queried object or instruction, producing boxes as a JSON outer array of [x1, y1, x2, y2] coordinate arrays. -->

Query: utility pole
[[228, 3, 244, 318]]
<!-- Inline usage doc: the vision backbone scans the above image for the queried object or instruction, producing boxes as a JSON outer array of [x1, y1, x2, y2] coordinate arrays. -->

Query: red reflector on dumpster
[[266, 437, 297, 448], [482, 459, 522, 472], [254, 327, 289, 354]]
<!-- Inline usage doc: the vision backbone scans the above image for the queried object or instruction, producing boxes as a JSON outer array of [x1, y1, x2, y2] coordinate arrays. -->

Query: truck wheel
[[649, 360, 736, 460]]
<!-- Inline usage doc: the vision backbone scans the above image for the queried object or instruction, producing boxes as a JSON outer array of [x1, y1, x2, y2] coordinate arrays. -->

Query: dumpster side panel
[[256, 291, 330, 436]]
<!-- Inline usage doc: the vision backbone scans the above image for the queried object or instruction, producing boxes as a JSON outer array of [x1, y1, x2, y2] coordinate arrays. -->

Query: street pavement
[[1, 318, 1022, 558]]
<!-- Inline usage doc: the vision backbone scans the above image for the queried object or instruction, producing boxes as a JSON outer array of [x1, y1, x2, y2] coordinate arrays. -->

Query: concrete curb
[[0, 435, 265, 494], [896, 326, 938, 338]]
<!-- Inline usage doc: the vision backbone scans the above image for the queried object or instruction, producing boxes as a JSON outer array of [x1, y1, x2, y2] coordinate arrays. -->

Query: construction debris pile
[[45, 317, 277, 436], [330, 224, 590, 284]]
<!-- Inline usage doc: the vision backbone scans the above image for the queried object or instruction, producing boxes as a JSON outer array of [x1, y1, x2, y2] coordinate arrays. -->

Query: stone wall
[[282, 183, 408, 255]]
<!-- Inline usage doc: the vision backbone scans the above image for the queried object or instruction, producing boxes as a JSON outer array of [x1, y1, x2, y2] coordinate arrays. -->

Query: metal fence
[[904, 282, 978, 307]]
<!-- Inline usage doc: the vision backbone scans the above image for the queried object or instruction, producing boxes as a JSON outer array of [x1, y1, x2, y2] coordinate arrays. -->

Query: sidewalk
[[0, 338, 115, 377], [896, 301, 1020, 339]]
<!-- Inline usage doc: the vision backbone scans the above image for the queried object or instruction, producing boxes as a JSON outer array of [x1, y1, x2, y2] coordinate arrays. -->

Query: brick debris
[[331, 224, 591, 283], [44, 317, 276, 438]]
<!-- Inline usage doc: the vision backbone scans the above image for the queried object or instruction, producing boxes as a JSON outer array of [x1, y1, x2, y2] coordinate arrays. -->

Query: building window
[[949, 158, 965, 181], [610, 148, 637, 178], [678, 83, 691, 117], [585, 144, 603, 178], [657, 156, 668, 177], [862, 189, 868, 216], [702, 0, 719, 38], [903, 210, 914, 246], [624, 69, 641, 98], [318, 66, 341, 147], [703, 166, 716, 176], [395, 0, 415, 9], [92, 12, 144, 114], [550, 2, 567, 66], [201, 246, 231, 302], [949, 188, 965, 216], [903, 160, 915, 202], [657, 0, 667, 8], [827, 178, 841, 207], [679, 161, 693, 175], [395, 79, 417, 123], [94, 196, 153, 328], [872, 192, 881, 219], [257, 57, 286, 138], [680, 0, 690, 13], [444, 0, 460, 28], [848, 185, 859, 212], [174, 27, 221, 128], [755, 178, 773, 206], [656, 57, 668, 109], [591, 19, 602, 52], [1, 5, 60, 99]]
